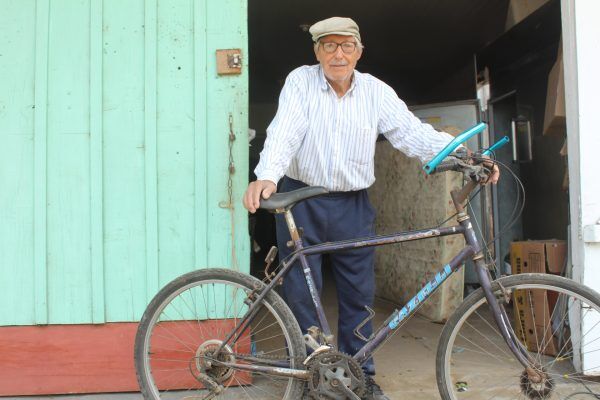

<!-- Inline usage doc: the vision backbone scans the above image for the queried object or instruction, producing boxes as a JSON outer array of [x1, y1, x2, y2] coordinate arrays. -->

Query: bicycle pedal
[[304, 333, 321, 351]]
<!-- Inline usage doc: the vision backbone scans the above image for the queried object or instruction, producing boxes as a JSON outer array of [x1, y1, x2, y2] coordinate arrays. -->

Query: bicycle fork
[[455, 182, 536, 372], [473, 250, 539, 372]]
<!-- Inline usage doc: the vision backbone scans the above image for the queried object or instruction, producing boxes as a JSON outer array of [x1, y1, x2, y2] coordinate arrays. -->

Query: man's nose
[[334, 46, 345, 57]]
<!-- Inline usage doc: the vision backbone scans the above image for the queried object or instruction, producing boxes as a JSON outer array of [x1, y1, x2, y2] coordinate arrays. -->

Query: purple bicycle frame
[[217, 192, 533, 376]]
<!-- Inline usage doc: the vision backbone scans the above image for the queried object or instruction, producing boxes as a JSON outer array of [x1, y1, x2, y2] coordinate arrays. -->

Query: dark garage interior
[[246, 0, 567, 292]]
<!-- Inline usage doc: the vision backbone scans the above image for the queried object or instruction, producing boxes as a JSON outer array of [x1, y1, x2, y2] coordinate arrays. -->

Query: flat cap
[[309, 17, 361, 43]]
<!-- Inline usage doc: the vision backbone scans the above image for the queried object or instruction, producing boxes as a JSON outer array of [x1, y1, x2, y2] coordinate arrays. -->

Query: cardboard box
[[543, 48, 566, 136], [511, 240, 567, 356], [513, 288, 559, 356], [511, 240, 566, 275]]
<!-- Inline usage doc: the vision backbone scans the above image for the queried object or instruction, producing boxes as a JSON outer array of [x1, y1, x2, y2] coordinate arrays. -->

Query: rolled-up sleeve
[[254, 73, 308, 185], [378, 84, 456, 164]]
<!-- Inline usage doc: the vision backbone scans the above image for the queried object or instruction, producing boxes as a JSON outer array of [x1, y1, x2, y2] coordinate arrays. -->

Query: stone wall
[[368, 140, 465, 322]]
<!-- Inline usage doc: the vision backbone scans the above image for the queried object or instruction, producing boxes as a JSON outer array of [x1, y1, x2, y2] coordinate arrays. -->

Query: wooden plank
[[0, 320, 246, 395], [156, 0, 196, 286], [0, 0, 36, 326], [229, 0, 250, 274], [205, 0, 249, 272], [0, 323, 138, 395], [33, 0, 50, 325], [194, 0, 208, 269], [102, 0, 147, 322], [145, 0, 159, 302], [90, 0, 105, 324], [46, 0, 93, 324]]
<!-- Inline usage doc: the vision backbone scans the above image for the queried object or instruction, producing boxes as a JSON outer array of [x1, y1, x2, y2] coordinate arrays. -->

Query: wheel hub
[[195, 339, 235, 383], [520, 366, 554, 399]]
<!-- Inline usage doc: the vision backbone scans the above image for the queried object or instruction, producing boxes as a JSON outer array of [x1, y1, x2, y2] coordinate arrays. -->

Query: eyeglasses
[[320, 41, 358, 54]]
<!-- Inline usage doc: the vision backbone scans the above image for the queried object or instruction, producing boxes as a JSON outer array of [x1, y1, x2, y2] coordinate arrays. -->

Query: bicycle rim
[[438, 274, 600, 399], [136, 271, 304, 400]]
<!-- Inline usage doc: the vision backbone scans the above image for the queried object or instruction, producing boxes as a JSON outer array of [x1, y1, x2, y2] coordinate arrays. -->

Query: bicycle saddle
[[259, 186, 329, 212]]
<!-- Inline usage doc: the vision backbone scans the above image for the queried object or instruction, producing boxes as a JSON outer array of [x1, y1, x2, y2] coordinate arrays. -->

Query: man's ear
[[356, 47, 363, 61]]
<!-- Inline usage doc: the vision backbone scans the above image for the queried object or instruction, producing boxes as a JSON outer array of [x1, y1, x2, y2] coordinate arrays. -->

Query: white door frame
[[561, 0, 600, 373]]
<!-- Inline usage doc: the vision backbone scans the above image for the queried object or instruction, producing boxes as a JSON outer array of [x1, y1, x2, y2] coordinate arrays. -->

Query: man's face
[[314, 34, 362, 85]]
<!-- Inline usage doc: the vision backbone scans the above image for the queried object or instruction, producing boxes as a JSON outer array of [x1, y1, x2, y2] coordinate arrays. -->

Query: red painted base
[[0, 321, 248, 396], [0, 323, 140, 396]]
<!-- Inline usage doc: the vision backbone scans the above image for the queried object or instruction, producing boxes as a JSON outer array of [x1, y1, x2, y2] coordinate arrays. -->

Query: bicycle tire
[[134, 268, 306, 400], [437, 273, 600, 399]]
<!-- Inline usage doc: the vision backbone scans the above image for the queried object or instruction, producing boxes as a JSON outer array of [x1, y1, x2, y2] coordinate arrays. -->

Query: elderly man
[[243, 16, 497, 400]]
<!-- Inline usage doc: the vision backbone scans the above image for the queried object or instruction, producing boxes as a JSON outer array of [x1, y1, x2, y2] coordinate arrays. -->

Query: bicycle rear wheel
[[134, 268, 306, 400], [437, 273, 600, 399]]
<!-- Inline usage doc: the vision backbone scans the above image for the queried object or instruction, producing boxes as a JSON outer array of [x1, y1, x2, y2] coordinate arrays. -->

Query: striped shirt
[[255, 64, 456, 192]]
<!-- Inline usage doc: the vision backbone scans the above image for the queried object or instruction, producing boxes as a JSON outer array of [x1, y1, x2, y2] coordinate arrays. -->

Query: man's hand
[[465, 148, 500, 185], [243, 180, 277, 213], [481, 155, 500, 185]]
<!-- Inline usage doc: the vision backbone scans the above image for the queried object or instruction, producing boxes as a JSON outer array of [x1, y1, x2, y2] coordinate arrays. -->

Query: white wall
[[561, 0, 600, 374]]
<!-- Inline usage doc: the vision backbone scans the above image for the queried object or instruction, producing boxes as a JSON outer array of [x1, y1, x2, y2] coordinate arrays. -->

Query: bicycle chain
[[228, 351, 306, 363]]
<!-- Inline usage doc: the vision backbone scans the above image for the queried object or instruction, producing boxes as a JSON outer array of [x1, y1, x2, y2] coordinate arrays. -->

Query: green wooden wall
[[0, 0, 249, 326]]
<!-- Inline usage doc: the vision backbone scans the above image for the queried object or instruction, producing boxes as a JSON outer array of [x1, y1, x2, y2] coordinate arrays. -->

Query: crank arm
[[337, 381, 361, 400]]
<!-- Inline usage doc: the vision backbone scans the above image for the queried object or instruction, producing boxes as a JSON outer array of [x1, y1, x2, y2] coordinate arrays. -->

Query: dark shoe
[[363, 376, 390, 400]]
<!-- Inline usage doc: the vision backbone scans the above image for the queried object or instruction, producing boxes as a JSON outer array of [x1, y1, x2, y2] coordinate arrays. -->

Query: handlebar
[[423, 124, 510, 184], [482, 136, 509, 156], [423, 122, 487, 175]]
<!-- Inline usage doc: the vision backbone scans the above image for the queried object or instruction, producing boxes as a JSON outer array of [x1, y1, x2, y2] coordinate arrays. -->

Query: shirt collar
[[317, 65, 360, 95]]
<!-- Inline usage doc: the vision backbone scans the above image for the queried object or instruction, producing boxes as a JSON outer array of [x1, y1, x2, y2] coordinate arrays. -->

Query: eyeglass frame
[[317, 40, 362, 54]]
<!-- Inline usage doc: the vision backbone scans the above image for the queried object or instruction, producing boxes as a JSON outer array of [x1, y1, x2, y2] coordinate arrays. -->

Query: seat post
[[283, 210, 302, 244]]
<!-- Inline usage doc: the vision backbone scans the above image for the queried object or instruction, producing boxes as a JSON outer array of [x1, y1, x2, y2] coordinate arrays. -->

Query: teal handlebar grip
[[423, 122, 487, 175], [482, 136, 510, 156]]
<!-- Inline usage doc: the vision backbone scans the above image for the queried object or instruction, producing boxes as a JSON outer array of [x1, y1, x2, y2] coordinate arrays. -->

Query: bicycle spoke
[[439, 276, 600, 400], [135, 270, 304, 399]]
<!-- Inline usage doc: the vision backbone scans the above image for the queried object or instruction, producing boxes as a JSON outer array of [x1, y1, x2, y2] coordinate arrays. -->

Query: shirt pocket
[[346, 126, 376, 165]]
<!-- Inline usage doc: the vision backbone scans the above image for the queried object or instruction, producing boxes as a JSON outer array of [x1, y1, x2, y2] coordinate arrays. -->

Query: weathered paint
[[0, 320, 247, 395], [0, 0, 249, 326]]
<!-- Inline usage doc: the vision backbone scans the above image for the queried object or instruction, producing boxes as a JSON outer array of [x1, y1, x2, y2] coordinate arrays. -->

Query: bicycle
[[134, 123, 600, 399]]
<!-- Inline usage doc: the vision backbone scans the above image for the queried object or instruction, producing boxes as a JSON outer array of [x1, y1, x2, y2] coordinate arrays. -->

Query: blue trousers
[[276, 177, 376, 375]]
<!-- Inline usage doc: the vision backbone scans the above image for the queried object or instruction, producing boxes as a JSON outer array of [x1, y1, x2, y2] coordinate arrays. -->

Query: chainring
[[307, 350, 366, 400]]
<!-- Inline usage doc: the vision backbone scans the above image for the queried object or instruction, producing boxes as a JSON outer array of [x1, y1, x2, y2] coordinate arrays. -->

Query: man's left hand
[[481, 155, 500, 185], [465, 148, 500, 185]]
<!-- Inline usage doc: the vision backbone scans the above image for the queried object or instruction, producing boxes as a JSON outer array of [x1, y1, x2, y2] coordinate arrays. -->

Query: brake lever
[[465, 164, 491, 183], [454, 147, 470, 160]]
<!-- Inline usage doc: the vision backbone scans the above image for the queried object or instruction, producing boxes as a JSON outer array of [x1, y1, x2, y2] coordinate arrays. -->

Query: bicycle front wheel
[[437, 273, 600, 399], [134, 268, 306, 400]]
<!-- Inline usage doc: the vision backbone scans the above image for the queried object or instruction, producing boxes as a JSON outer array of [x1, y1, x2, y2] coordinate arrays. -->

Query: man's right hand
[[243, 180, 277, 213]]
